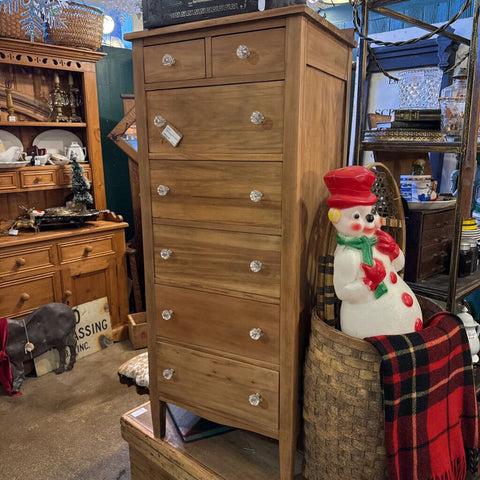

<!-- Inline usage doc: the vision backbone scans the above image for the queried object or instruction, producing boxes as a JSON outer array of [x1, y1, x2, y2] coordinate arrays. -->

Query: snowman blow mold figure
[[324, 165, 423, 339]]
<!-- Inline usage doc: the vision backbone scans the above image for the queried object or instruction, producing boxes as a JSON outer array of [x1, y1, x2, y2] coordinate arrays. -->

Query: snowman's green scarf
[[336, 233, 388, 299]]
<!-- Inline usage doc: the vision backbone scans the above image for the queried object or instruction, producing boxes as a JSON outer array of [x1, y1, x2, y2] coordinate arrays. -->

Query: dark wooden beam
[[372, 6, 470, 45]]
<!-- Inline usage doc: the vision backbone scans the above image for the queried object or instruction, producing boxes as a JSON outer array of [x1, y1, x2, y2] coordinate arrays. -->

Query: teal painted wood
[[95, 46, 135, 241]]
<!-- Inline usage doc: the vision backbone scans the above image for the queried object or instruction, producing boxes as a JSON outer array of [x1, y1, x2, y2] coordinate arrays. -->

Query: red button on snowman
[[324, 165, 423, 339]]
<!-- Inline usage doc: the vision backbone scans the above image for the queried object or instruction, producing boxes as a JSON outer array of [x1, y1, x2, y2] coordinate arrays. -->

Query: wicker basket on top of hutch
[[126, 6, 355, 478], [0, 38, 129, 341]]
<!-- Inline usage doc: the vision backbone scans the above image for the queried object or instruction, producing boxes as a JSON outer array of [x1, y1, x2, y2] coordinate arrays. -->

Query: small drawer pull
[[16, 258, 26, 266], [162, 54, 176, 67], [250, 260, 263, 273], [64, 290, 73, 298], [163, 368, 175, 380], [250, 111, 265, 125], [34, 176, 41, 183], [236, 44, 250, 59], [249, 327, 263, 340], [20, 292, 30, 301], [157, 185, 170, 196], [154, 115, 167, 128], [162, 309, 173, 321], [84, 245, 93, 253], [250, 190, 263, 203], [161, 249, 172, 260], [249, 392, 262, 406]]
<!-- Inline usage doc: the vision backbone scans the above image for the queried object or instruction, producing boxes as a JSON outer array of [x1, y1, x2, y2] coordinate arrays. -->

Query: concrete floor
[[0, 341, 146, 480]]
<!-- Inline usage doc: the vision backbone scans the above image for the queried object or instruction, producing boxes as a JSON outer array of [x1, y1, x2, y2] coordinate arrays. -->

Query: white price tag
[[161, 124, 183, 147], [131, 407, 148, 417], [34, 158, 41, 166], [8, 229, 18, 236]]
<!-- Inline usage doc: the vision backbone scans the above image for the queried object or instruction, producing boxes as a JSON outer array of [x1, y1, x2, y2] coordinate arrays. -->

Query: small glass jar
[[459, 241, 474, 277], [439, 68, 468, 141]]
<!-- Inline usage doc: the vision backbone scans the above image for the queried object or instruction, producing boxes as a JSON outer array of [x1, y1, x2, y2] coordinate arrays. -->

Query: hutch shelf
[[0, 38, 129, 340]]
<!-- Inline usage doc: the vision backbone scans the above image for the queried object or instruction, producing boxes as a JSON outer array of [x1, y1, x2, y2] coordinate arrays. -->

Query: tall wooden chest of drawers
[[126, 7, 354, 478]]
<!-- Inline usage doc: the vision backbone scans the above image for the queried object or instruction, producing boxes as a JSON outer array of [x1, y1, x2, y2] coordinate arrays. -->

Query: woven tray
[[46, 2, 103, 50]]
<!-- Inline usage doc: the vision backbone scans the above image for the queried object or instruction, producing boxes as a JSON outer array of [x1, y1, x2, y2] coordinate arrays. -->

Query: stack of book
[[375, 109, 441, 130], [364, 109, 444, 142]]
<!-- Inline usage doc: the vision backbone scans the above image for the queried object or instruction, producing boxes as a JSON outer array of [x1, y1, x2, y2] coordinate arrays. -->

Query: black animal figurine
[[6, 303, 77, 393]]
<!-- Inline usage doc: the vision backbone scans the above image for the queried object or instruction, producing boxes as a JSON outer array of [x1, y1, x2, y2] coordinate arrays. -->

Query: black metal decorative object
[[142, 0, 304, 28]]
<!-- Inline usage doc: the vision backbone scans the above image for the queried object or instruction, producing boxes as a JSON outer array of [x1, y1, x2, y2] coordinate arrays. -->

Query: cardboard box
[[142, 0, 305, 29], [128, 312, 148, 349]]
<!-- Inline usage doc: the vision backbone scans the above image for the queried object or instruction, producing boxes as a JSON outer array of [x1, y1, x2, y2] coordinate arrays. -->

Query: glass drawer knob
[[249, 327, 263, 340], [157, 185, 170, 196], [161, 249, 172, 260], [162, 368, 175, 380], [250, 111, 265, 125], [249, 190, 263, 203], [236, 44, 250, 59], [162, 54, 176, 67], [162, 309, 173, 321], [249, 393, 262, 406], [250, 260, 263, 273], [154, 115, 167, 128]]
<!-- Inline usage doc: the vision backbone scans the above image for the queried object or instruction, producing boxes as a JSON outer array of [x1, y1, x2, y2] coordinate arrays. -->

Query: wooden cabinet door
[[61, 255, 119, 326]]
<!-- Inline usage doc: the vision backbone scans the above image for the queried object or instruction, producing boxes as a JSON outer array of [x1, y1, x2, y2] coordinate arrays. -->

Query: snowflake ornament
[[0, 0, 67, 41]]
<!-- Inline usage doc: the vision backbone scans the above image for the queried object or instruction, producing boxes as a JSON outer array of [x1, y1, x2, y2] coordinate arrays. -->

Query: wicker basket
[[0, 5, 44, 42], [46, 2, 103, 51], [303, 297, 442, 480], [302, 166, 442, 479]]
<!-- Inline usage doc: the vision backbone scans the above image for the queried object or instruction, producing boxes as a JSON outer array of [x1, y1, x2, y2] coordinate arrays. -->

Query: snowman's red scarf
[[366, 312, 479, 480]]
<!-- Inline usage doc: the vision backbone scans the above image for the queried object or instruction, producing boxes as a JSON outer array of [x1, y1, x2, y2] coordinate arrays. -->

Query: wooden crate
[[121, 402, 304, 480], [128, 312, 148, 349]]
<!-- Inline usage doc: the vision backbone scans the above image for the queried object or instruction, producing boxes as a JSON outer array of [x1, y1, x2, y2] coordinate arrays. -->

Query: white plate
[[0, 130, 23, 151], [407, 199, 456, 210], [0, 160, 29, 168], [33, 129, 83, 157]]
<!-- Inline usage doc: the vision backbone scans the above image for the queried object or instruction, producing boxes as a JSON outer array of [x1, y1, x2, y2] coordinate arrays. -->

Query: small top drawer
[[0, 245, 54, 277], [421, 208, 455, 232], [19, 169, 56, 188], [58, 235, 114, 263], [58, 165, 92, 186], [212, 28, 285, 78], [0, 171, 18, 191], [144, 39, 206, 83]]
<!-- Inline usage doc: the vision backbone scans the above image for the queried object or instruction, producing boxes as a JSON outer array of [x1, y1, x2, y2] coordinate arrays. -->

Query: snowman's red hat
[[324, 166, 377, 209]]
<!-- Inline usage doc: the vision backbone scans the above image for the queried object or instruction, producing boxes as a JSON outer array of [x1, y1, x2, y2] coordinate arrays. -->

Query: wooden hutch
[[0, 38, 129, 340]]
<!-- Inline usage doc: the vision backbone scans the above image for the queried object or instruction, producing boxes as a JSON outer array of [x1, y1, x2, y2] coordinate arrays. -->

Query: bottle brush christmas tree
[[69, 156, 93, 212]]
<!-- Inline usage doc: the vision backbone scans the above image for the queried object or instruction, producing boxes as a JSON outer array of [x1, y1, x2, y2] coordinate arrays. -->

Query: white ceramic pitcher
[[65, 141, 86, 162]]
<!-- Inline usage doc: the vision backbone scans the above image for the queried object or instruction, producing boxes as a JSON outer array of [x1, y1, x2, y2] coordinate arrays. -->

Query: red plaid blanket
[[366, 312, 479, 480]]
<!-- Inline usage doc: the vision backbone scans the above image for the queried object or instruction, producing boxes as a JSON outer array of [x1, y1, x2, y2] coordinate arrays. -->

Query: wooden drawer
[[417, 242, 451, 280], [0, 245, 54, 278], [19, 168, 56, 188], [144, 39, 206, 84], [58, 165, 92, 186], [58, 235, 114, 263], [421, 225, 454, 248], [150, 160, 282, 232], [0, 272, 57, 317], [153, 224, 281, 299], [211, 28, 285, 78], [155, 284, 279, 365], [146, 81, 284, 156], [155, 341, 279, 437], [422, 208, 455, 232], [0, 171, 18, 191]]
